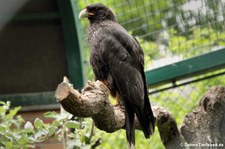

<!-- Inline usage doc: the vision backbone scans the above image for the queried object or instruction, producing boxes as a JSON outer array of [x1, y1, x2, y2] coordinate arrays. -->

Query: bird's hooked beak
[[79, 8, 94, 19]]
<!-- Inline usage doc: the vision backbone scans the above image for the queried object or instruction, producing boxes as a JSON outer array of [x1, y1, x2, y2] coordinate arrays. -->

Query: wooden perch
[[153, 106, 183, 149], [55, 78, 125, 132], [55, 77, 225, 149], [181, 86, 225, 148], [55, 77, 183, 148]]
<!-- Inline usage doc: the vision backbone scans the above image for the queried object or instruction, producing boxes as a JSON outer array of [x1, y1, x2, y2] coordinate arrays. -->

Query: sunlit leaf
[[48, 125, 58, 137], [44, 111, 59, 119], [67, 139, 82, 148], [0, 101, 5, 105], [6, 107, 21, 120], [34, 118, 44, 129], [34, 130, 47, 141], [18, 134, 29, 145], [24, 121, 34, 130], [5, 141, 13, 148], [65, 121, 80, 129]]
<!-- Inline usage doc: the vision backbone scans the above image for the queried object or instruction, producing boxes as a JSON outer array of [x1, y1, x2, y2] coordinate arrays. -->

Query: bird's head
[[79, 3, 115, 22]]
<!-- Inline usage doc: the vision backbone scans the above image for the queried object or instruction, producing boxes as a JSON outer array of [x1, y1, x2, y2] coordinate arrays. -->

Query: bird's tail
[[125, 106, 135, 149], [135, 97, 155, 138], [138, 67, 155, 138]]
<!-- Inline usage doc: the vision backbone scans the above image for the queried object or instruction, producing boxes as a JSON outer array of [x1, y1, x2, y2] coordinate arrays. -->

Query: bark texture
[[55, 78, 125, 132], [55, 77, 225, 149], [153, 106, 183, 149], [181, 86, 225, 148]]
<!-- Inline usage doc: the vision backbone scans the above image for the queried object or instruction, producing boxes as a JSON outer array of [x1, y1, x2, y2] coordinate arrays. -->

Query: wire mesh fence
[[75, 0, 225, 148], [78, 0, 225, 69], [150, 68, 225, 124]]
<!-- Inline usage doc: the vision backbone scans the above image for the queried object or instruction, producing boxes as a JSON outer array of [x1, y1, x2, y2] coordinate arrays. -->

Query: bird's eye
[[89, 10, 95, 13], [97, 10, 105, 17]]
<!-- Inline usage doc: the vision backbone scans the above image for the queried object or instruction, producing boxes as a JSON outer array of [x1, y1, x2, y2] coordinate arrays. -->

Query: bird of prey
[[79, 3, 155, 148]]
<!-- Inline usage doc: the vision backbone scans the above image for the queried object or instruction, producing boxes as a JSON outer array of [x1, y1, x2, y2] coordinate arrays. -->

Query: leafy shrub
[[0, 101, 99, 149]]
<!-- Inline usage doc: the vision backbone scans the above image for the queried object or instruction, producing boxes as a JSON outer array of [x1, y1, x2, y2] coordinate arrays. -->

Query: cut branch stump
[[55, 77, 225, 149]]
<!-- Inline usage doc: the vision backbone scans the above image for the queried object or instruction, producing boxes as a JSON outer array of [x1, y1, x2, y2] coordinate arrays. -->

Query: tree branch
[[153, 106, 183, 149], [181, 86, 225, 147], [55, 77, 183, 148]]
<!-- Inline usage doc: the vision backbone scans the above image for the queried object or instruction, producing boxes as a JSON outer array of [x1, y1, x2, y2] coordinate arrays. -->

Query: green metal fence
[[76, 0, 225, 148]]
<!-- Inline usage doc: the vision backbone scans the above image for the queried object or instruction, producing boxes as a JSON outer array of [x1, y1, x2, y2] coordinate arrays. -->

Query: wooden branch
[[55, 78, 125, 132], [153, 106, 183, 149], [55, 77, 183, 148], [181, 86, 225, 147]]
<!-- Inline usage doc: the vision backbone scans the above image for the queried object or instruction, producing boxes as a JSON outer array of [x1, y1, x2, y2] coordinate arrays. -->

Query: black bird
[[79, 3, 155, 148]]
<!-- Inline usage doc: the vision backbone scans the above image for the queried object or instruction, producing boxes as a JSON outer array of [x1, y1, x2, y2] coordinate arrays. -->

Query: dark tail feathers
[[125, 106, 135, 149], [125, 100, 155, 149], [135, 97, 155, 138]]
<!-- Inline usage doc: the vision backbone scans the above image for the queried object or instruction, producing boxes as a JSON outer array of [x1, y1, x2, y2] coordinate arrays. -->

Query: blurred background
[[0, 0, 224, 148]]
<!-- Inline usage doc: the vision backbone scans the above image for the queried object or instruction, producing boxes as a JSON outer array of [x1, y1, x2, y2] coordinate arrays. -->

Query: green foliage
[[0, 102, 98, 149], [0, 101, 29, 149]]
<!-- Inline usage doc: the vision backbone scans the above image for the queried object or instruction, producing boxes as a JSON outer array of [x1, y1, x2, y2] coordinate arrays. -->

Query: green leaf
[[24, 121, 34, 130], [5, 141, 13, 148], [16, 115, 25, 124], [84, 134, 91, 144], [3, 129, 20, 143], [65, 121, 80, 129], [0, 106, 6, 115], [2, 102, 10, 111], [51, 120, 60, 128], [56, 113, 70, 121], [18, 134, 29, 146], [48, 125, 58, 137], [6, 107, 21, 120], [67, 139, 82, 148], [44, 111, 59, 119], [0, 101, 5, 105], [0, 123, 7, 133], [24, 121, 35, 135], [34, 118, 44, 129], [34, 130, 47, 141], [28, 136, 35, 143]]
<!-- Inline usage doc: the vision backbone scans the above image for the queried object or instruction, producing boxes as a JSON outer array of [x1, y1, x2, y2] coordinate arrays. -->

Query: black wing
[[99, 22, 155, 138]]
